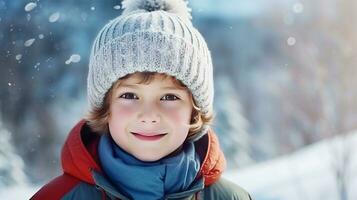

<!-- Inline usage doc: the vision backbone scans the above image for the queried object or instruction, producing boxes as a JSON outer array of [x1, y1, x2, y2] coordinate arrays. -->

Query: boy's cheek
[[164, 108, 192, 124], [108, 113, 128, 134], [111, 104, 137, 117]]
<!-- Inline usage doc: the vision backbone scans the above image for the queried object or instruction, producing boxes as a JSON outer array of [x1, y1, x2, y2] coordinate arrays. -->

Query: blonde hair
[[85, 72, 213, 139]]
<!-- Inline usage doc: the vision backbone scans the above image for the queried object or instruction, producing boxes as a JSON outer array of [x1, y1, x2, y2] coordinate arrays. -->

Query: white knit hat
[[87, 0, 214, 139]]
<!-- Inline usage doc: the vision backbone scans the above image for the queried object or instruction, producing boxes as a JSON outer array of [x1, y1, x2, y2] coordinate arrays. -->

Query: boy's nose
[[138, 109, 160, 124], [140, 117, 159, 124], [141, 119, 157, 123]]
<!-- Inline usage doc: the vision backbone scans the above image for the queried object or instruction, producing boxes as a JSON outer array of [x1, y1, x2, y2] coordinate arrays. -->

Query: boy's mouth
[[130, 132, 167, 141]]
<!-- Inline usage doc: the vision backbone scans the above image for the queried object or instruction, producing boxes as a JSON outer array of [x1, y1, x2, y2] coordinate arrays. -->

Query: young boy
[[32, 0, 252, 199]]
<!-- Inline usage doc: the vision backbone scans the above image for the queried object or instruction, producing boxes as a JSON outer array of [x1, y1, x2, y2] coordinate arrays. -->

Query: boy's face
[[108, 73, 193, 162]]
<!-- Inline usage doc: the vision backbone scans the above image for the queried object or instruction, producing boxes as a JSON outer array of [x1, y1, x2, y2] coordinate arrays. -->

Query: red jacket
[[31, 119, 227, 199]]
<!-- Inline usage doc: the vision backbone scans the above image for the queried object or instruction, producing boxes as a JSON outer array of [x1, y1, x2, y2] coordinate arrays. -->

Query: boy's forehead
[[119, 73, 185, 88]]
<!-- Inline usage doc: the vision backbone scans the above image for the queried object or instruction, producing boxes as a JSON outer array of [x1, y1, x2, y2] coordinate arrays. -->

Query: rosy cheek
[[162, 104, 192, 124], [111, 102, 137, 116], [108, 103, 137, 134]]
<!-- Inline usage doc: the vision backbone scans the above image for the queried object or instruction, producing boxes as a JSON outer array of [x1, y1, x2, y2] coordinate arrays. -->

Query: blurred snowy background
[[1, 0, 357, 199]]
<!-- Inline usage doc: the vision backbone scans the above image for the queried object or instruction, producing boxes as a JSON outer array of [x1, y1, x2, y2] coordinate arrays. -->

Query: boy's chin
[[133, 153, 164, 162], [132, 147, 183, 162]]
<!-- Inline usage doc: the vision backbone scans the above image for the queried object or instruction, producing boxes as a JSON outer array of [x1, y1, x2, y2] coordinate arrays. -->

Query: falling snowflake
[[15, 54, 22, 60], [27, 14, 31, 21], [91, 6, 95, 11], [65, 54, 81, 64], [24, 38, 35, 47], [49, 12, 60, 23], [287, 37, 296, 46], [24, 2, 37, 12], [38, 34, 44, 39], [293, 2, 304, 14], [113, 5, 121, 10], [34, 62, 40, 69]]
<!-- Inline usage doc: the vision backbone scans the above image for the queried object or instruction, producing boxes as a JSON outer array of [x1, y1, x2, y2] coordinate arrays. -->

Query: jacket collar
[[61, 120, 102, 184]]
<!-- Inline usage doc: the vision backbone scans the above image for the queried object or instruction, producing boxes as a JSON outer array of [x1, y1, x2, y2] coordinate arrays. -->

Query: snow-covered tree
[[0, 117, 28, 187], [214, 75, 253, 168]]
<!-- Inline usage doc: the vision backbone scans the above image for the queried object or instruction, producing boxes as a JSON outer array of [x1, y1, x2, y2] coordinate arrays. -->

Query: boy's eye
[[161, 94, 180, 101], [119, 92, 138, 99]]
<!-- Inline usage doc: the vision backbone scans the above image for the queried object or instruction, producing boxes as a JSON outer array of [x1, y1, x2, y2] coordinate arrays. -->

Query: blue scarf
[[98, 135, 201, 200]]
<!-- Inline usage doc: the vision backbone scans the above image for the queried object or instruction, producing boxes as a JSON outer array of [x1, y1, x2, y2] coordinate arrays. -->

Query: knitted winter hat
[[87, 0, 214, 139]]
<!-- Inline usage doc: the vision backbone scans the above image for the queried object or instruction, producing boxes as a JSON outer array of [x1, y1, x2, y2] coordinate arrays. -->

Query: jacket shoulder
[[201, 178, 252, 200], [30, 173, 81, 200]]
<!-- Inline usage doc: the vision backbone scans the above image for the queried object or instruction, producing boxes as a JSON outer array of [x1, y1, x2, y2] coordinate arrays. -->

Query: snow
[[292, 2, 304, 14], [0, 119, 37, 199], [49, 12, 60, 23], [214, 76, 252, 168], [224, 131, 357, 200], [113, 5, 121, 10], [15, 54, 22, 61], [27, 14, 31, 21], [0, 185, 40, 200], [24, 38, 35, 47], [24, 2, 37, 12], [287, 37, 296, 46], [65, 54, 81, 64], [34, 62, 40, 69]]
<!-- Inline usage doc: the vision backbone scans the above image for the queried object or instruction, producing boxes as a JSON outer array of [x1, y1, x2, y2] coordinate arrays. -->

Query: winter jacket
[[31, 120, 252, 200]]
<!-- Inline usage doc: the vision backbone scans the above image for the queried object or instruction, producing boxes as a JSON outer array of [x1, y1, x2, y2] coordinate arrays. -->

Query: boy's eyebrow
[[119, 84, 140, 89], [161, 86, 186, 91]]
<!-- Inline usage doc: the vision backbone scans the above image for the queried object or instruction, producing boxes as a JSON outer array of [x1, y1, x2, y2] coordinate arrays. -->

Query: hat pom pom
[[122, 0, 192, 23]]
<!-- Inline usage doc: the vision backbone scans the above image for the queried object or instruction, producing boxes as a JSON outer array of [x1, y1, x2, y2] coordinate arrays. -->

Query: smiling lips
[[131, 132, 167, 141]]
